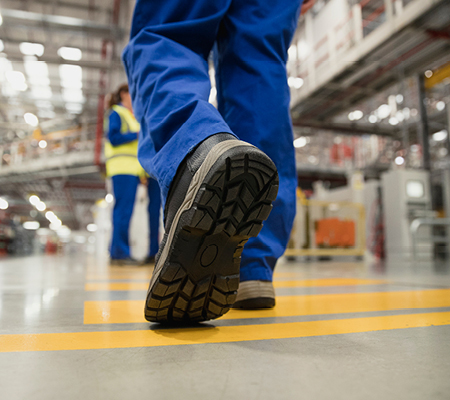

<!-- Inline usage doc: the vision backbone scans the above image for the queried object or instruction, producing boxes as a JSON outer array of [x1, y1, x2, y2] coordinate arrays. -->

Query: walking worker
[[123, 0, 308, 322], [104, 84, 161, 266]]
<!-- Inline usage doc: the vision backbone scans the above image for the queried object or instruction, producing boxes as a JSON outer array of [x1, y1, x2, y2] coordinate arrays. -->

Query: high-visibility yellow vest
[[104, 104, 145, 177]]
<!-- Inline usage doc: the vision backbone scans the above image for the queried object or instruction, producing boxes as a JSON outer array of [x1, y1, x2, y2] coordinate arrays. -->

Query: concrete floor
[[1, 254, 449, 399]]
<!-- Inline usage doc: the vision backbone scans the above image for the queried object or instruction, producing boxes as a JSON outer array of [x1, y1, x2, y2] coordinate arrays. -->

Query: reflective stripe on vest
[[104, 105, 145, 177]]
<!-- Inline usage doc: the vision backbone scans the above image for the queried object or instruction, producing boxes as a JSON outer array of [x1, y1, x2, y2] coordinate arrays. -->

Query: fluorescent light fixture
[[389, 117, 399, 126], [57, 46, 82, 61], [352, 110, 363, 121], [377, 104, 391, 119], [45, 211, 57, 221], [31, 86, 52, 99], [50, 220, 62, 230], [36, 201, 46, 211], [24, 60, 49, 78], [87, 224, 98, 232], [0, 40, 4, 52], [59, 64, 82, 81], [23, 221, 40, 230], [20, 42, 44, 57], [432, 130, 448, 142], [0, 13, 3, 26], [406, 180, 424, 198], [29, 195, 40, 206], [60, 79, 82, 89], [24, 112, 39, 127], [0, 197, 8, 210], [436, 101, 445, 112], [38, 140, 47, 149], [28, 76, 50, 86], [62, 89, 84, 103], [395, 156, 404, 166], [288, 77, 304, 89], [368, 115, 377, 123], [294, 137, 307, 148], [288, 45, 297, 61], [5, 71, 27, 91], [105, 194, 113, 203]]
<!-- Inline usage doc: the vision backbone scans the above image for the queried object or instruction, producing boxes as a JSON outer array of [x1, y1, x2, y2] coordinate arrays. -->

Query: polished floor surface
[[1, 254, 449, 399]]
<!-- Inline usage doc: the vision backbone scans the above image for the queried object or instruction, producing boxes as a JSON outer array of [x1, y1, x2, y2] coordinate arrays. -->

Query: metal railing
[[0, 125, 97, 174]]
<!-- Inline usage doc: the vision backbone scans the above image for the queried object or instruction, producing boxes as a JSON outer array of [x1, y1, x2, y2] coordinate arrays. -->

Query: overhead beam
[[293, 120, 398, 137], [0, 8, 125, 40]]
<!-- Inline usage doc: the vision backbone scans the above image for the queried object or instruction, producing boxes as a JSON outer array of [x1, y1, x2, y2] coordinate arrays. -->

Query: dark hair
[[108, 83, 129, 108]]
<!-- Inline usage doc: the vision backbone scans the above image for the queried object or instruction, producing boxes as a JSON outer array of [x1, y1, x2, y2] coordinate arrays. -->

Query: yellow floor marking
[[85, 278, 387, 292], [273, 278, 387, 287], [2, 312, 449, 353], [83, 288, 450, 324], [85, 271, 302, 281]]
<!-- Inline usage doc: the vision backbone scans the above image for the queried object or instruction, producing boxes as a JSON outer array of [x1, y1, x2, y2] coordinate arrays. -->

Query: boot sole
[[145, 141, 278, 323]]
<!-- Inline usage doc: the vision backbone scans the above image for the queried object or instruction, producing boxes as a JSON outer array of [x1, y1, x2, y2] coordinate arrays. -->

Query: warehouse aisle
[[0, 255, 449, 399]]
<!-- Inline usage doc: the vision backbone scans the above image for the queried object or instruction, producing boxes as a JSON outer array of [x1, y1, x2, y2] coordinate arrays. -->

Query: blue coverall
[[123, 0, 303, 281], [108, 109, 161, 260]]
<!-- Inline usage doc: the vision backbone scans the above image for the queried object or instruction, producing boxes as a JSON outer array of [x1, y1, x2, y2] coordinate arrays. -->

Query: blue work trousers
[[123, 0, 302, 281], [111, 175, 161, 259]]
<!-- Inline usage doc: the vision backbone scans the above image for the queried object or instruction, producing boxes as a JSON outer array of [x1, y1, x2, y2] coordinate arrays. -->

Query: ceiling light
[[288, 77, 304, 89], [0, 13, 3, 26], [62, 89, 84, 103], [45, 211, 57, 221], [436, 101, 445, 111], [288, 45, 297, 61], [368, 115, 377, 123], [424, 70, 433, 78], [31, 86, 52, 99], [59, 64, 82, 81], [5, 71, 27, 91], [294, 137, 307, 148], [0, 197, 8, 210], [396, 94, 404, 104], [50, 220, 62, 230], [29, 195, 40, 206], [24, 112, 39, 127], [389, 117, 399, 126], [20, 42, 44, 57], [105, 194, 113, 203], [58, 46, 82, 61], [348, 112, 355, 121], [395, 111, 405, 122], [352, 110, 363, 120], [60, 79, 82, 89], [23, 221, 40, 230], [0, 40, 4, 52], [377, 104, 391, 119], [28, 76, 50, 86], [87, 224, 98, 232], [38, 140, 47, 149], [36, 201, 46, 211], [432, 130, 448, 142], [395, 156, 405, 166], [24, 60, 48, 77]]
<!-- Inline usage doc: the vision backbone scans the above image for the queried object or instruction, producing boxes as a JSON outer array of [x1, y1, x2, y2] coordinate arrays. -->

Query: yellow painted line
[[2, 312, 449, 353], [273, 278, 387, 287], [83, 288, 450, 324], [85, 271, 303, 281], [85, 278, 387, 292]]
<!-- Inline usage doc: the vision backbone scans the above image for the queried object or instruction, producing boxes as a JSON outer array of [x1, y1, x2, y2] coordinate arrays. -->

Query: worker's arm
[[301, 0, 315, 14], [108, 111, 138, 146]]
